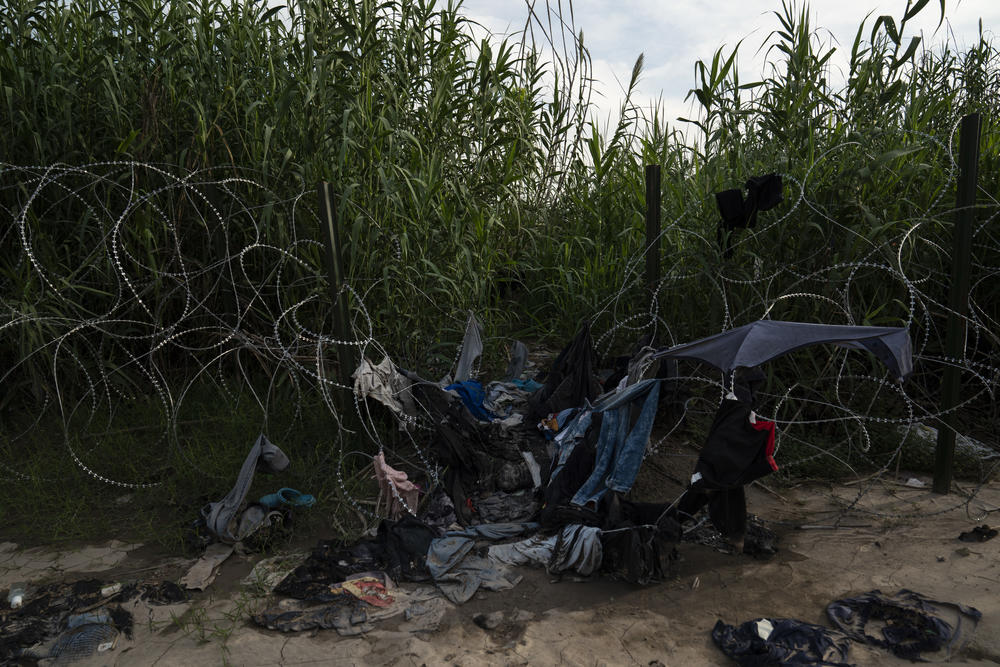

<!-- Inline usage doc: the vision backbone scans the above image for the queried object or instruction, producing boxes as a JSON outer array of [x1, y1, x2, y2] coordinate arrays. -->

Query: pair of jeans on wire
[[570, 379, 661, 508]]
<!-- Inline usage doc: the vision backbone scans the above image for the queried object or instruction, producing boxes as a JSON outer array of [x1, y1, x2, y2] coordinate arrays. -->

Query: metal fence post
[[645, 164, 662, 294], [933, 112, 981, 494]]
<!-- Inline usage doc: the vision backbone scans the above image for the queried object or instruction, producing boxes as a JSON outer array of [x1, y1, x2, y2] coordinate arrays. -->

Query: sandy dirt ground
[[4, 476, 1000, 666]]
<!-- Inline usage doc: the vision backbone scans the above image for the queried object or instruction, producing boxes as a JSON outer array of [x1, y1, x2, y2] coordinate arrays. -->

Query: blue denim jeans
[[547, 408, 594, 483], [570, 379, 661, 508]]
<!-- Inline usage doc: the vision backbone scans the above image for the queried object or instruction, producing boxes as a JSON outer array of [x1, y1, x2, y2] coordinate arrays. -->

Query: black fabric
[[274, 540, 383, 601], [599, 525, 666, 585], [716, 188, 746, 230], [676, 397, 774, 539], [673, 488, 710, 523], [404, 374, 495, 524], [694, 399, 775, 491], [716, 188, 745, 256], [405, 371, 550, 523], [744, 173, 784, 225], [708, 486, 748, 541], [669, 488, 747, 542], [596, 494, 680, 585], [716, 174, 783, 232], [715, 174, 782, 257], [253, 593, 365, 633], [436, 400, 494, 524], [275, 517, 435, 601], [611, 498, 682, 540], [958, 525, 998, 542], [539, 413, 601, 528], [551, 503, 603, 528], [682, 397, 775, 541], [473, 491, 539, 524], [712, 617, 851, 666], [377, 515, 436, 582], [527, 322, 603, 421], [826, 589, 981, 661]]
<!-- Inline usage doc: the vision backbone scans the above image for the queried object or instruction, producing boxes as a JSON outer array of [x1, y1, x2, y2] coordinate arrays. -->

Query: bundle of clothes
[[178, 316, 786, 638], [713, 589, 982, 665], [344, 317, 783, 597], [1, 579, 186, 664]]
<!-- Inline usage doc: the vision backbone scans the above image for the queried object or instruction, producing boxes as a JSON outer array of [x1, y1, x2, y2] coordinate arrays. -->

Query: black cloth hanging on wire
[[527, 322, 603, 421], [695, 399, 777, 490], [716, 173, 783, 256], [674, 399, 777, 540]]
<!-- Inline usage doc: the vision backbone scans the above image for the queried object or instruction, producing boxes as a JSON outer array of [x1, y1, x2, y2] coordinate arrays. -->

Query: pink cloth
[[373, 451, 420, 519]]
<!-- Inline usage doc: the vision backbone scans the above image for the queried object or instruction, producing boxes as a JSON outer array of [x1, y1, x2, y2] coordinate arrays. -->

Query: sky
[[459, 0, 1000, 133]]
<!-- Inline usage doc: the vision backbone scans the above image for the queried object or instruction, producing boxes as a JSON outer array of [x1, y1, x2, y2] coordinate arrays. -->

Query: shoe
[[259, 487, 315, 509]]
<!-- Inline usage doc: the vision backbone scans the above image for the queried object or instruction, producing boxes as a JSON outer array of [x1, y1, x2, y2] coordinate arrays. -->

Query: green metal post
[[933, 113, 981, 494], [645, 164, 662, 293], [317, 181, 356, 381]]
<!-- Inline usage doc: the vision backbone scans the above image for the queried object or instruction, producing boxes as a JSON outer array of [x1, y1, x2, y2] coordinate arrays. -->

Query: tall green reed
[[0, 0, 997, 403]]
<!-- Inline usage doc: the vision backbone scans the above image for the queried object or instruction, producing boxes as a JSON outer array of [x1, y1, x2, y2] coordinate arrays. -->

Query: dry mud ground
[[4, 477, 1000, 666]]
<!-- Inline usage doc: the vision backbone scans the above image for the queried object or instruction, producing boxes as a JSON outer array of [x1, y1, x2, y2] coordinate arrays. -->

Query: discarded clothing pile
[[438, 321, 681, 583], [399, 322, 692, 582], [351, 313, 551, 527], [827, 589, 981, 661], [181, 434, 319, 594], [713, 589, 982, 665], [255, 515, 447, 635], [0, 578, 186, 664], [534, 347, 776, 579], [255, 573, 448, 635], [196, 433, 316, 552], [712, 617, 851, 667], [683, 514, 779, 557], [255, 516, 615, 637], [427, 523, 533, 603], [355, 318, 914, 591]]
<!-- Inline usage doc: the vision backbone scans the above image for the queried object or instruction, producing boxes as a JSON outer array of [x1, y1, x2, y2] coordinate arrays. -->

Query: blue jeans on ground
[[570, 379, 661, 508]]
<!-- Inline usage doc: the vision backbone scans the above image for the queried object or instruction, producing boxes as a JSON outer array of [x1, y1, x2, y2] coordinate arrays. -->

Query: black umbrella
[[653, 320, 912, 381]]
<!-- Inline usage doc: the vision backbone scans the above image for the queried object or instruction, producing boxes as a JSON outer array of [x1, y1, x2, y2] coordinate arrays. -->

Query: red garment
[[750, 418, 778, 472], [340, 577, 394, 608]]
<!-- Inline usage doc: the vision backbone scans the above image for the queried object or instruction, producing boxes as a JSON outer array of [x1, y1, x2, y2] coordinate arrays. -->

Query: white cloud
[[461, 0, 1000, 132]]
